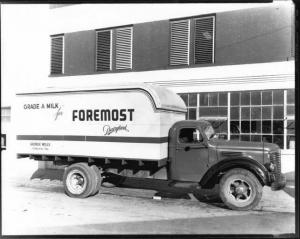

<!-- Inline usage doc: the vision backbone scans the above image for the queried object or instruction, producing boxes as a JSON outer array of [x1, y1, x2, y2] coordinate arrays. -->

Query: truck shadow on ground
[[30, 168, 223, 205]]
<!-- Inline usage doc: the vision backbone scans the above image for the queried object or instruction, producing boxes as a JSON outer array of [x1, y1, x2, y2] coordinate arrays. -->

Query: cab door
[[172, 127, 209, 182]]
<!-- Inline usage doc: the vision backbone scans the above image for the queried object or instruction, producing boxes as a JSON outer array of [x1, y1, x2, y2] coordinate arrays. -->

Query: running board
[[168, 181, 200, 190]]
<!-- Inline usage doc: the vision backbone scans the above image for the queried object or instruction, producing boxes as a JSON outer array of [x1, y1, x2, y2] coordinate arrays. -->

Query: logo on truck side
[[103, 125, 129, 135], [72, 109, 135, 122]]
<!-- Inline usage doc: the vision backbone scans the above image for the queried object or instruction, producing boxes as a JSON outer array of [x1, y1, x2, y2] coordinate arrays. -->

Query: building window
[[115, 27, 133, 70], [179, 92, 228, 140], [170, 16, 215, 67], [178, 89, 294, 149], [286, 89, 295, 149], [178, 93, 197, 120], [96, 30, 112, 72], [50, 35, 64, 74], [199, 92, 228, 139], [194, 16, 215, 64], [170, 20, 190, 66], [230, 90, 285, 148]]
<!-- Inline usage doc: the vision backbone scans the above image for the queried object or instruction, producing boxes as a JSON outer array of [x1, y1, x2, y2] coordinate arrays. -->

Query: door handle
[[184, 146, 190, 151]]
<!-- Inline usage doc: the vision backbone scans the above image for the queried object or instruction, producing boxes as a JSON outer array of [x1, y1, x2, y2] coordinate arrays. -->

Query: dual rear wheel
[[63, 163, 102, 198]]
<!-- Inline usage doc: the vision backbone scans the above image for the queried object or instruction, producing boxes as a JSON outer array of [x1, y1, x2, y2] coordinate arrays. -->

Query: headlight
[[269, 163, 275, 171], [265, 162, 275, 172]]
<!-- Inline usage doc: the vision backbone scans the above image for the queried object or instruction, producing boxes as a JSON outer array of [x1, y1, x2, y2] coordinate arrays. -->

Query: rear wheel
[[63, 163, 96, 198], [90, 165, 102, 196], [219, 168, 262, 210]]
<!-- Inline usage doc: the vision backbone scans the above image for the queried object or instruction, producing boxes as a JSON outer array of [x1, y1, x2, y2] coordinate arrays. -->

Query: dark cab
[[168, 120, 286, 210]]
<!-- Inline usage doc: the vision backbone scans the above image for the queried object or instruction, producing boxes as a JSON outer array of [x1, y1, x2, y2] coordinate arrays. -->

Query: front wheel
[[219, 168, 262, 210]]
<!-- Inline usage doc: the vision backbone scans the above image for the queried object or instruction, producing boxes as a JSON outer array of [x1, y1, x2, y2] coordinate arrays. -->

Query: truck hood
[[210, 139, 279, 152]]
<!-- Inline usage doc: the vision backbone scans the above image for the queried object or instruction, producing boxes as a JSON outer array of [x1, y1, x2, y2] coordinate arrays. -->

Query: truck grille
[[270, 152, 281, 176]]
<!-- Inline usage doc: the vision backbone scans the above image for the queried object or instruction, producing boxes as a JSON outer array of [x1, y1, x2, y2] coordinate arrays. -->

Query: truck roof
[[16, 83, 187, 113]]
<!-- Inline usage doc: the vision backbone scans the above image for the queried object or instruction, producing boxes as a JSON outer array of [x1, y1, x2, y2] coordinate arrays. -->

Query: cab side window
[[179, 128, 202, 143]]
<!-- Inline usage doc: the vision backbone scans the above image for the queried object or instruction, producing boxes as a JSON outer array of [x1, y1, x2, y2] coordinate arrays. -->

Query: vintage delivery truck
[[15, 83, 286, 210]]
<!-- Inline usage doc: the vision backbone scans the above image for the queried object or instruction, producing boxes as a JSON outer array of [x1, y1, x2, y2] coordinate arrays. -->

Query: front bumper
[[271, 174, 286, 191]]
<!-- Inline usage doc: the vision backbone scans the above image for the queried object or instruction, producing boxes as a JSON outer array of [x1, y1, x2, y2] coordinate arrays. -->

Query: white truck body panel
[[15, 84, 186, 161]]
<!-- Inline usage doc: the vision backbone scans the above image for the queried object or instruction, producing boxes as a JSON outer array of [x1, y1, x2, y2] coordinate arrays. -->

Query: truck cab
[[168, 120, 286, 210]]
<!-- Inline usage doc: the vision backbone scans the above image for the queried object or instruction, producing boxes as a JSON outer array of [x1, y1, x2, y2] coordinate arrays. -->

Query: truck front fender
[[199, 157, 269, 188]]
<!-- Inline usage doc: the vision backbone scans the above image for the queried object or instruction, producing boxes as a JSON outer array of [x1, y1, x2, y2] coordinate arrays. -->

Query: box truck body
[[15, 84, 186, 163]]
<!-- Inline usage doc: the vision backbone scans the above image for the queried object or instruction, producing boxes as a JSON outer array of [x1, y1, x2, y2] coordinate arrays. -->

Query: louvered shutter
[[170, 20, 190, 66], [96, 30, 111, 71], [116, 27, 132, 70], [194, 16, 215, 64], [50, 36, 63, 74]]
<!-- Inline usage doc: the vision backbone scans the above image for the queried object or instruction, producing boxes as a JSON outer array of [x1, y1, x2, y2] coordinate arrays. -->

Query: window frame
[[193, 15, 215, 65], [95, 29, 113, 72], [169, 19, 191, 66], [50, 35, 64, 75], [115, 26, 133, 70], [179, 88, 295, 150]]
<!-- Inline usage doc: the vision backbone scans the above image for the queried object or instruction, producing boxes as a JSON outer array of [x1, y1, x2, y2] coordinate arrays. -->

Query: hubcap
[[66, 169, 87, 195], [228, 179, 252, 202]]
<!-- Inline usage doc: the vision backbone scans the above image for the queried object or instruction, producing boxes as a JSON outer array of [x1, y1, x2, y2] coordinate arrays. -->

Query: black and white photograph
[[1, 1, 296, 236]]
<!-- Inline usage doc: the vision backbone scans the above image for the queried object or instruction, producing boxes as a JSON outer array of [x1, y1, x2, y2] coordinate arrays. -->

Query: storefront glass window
[[251, 107, 261, 120], [188, 108, 196, 120], [273, 90, 284, 105], [262, 106, 272, 119], [251, 91, 261, 105], [262, 91, 272, 105], [230, 107, 239, 120], [241, 107, 250, 120], [230, 92, 240, 106], [219, 93, 227, 106], [209, 93, 218, 106], [178, 93, 188, 106], [286, 89, 295, 149], [287, 89, 295, 104], [251, 121, 261, 133], [241, 91, 250, 105], [179, 89, 293, 149], [189, 93, 197, 107], [199, 92, 228, 139], [229, 89, 286, 148], [200, 93, 209, 106]]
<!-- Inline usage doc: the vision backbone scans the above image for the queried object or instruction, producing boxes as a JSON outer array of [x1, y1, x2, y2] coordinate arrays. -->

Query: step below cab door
[[172, 127, 209, 182]]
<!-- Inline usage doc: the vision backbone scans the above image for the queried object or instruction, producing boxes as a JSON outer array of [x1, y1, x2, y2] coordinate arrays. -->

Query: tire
[[193, 185, 222, 203], [63, 163, 96, 198], [90, 165, 102, 196], [219, 168, 262, 211]]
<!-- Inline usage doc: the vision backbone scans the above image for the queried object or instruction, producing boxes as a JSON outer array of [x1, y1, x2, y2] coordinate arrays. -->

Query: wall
[[55, 3, 294, 76], [215, 3, 293, 65], [133, 20, 169, 71], [64, 30, 96, 75]]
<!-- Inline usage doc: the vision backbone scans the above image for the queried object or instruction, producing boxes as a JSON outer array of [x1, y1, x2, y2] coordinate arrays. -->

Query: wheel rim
[[227, 179, 252, 202], [66, 169, 87, 195]]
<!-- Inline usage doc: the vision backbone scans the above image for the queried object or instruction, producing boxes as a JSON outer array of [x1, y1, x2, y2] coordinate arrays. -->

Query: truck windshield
[[203, 125, 215, 140]]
